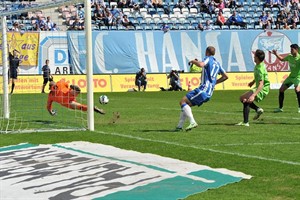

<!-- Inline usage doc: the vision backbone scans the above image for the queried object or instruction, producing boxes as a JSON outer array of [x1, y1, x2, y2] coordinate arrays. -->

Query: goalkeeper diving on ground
[[47, 80, 105, 116]]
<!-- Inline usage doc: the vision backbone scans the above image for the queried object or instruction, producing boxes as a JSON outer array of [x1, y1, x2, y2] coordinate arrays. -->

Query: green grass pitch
[[1, 90, 299, 199]]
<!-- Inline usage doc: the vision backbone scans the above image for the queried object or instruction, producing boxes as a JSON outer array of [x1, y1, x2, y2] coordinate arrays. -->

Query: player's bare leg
[[69, 101, 105, 114], [41, 84, 46, 93], [10, 79, 16, 94], [180, 96, 198, 131]]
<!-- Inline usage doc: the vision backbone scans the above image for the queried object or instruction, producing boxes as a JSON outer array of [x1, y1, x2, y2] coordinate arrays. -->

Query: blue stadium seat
[[139, 19, 147, 26], [111, 26, 118, 30], [117, 26, 126, 30], [187, 25, 196, 30], [214, 25, 221, 30], [152, 25, 161, 30], [92, 26, 99, 31], [250, 2, 258, 7], [178, 25, 187, 30], [182, 19, 190, 26], [144, 25, 153, 30], [6, 20, 12, 26], [230, 25, 239, 30], [256, 6, 263, 13], [26, 25, 34, 31], [195, 13, 203, 21], [157, 8, 164, 16], [190, 19, 198, 27], [255, 24, 262, 29], [132, 19, 139, 25], [148, 7, 157, 15], [187, 14, 195, 21], [248, 19, 256, 25], [247, 24, 255, 29], [136, 15, 144, 23], [155, 19, 163, 25], [202, 13, 211, 21], [174, 20, 181, 26], [100, 26, 109, 31], [135, 25, 144, 31], [247, 8, 255, 16], [171, 25, 179, 30]]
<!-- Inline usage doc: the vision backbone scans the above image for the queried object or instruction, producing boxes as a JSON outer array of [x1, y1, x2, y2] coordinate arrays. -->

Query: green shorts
[[252, 86, 270, 102], [283, 76, 300, 88]]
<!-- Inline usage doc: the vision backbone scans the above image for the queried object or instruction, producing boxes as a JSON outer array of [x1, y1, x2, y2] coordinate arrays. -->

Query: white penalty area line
[[206, 142, 300, 147], [95, 130, 300, 166], [158, 107, 300, 120]]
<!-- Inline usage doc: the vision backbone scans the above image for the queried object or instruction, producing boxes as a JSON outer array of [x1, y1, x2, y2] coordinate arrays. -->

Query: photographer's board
[[0, 142, 251, 200]]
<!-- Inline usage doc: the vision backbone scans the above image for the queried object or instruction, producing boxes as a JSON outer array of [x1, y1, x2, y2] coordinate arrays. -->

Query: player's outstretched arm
[[216, 72, 228, 84], [270, 50, 284, 61], [248, 80, 255, 87], [189, 59, 205, 68]]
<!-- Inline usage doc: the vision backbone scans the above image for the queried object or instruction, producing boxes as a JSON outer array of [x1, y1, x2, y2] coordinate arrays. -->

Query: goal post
[[1, 16, 10, 119], [0, 0, 94, 133]]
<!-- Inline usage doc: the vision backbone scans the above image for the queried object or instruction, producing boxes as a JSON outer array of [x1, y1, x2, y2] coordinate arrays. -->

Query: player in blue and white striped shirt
[[176, 46, 228, 131]]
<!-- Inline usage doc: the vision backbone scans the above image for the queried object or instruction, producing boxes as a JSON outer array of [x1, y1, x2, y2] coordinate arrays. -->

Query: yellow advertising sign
[[223, 72, 291, 90], [0, 32, 39, 66], [180, 73, 224, 90], [0, 75, 111, 94], [0, 72, 292, 94], [223, 73, 254, 90], [111, 74, 168, 92]]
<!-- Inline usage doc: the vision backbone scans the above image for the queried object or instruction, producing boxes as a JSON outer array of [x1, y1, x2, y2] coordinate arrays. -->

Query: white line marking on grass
[[207, 142, 300, 147], [158, 107, 300, 120], [95, 130, 300, 166]]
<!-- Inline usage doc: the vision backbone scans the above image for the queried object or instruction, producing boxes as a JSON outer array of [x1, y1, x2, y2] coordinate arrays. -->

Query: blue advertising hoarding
[[64, 30, 299, 74]]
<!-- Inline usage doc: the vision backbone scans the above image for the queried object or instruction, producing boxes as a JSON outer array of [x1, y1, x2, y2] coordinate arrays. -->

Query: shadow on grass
[[139, 129, 182, 133], [25, 120, 57, 125]]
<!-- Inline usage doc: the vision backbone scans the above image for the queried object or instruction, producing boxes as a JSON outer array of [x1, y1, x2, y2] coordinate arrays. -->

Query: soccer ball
[[99, 95, 109, 104]]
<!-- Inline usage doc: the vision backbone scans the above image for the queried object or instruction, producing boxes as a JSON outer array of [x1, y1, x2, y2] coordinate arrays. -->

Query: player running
[[175, 46, 228, 131], [236, 49, 270, 127], [47, 80, 105, 116], [270, 44, 300, 113]]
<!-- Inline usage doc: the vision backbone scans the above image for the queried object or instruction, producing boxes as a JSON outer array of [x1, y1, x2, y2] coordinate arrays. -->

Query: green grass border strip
[[0, 143, 38, 152]]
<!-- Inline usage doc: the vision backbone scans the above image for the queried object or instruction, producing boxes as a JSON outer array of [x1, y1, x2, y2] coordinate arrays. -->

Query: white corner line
[[95, 130, 300, 166]]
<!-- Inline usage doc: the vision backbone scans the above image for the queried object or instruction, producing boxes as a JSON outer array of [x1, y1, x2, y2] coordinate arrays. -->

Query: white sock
[[182, 104, 196, 124], [177, 110, 186, 128]]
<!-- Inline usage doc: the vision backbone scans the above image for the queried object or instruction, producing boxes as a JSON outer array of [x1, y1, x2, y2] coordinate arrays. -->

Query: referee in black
[[41, 59, 52, 93], [8, 49, 21, 94]]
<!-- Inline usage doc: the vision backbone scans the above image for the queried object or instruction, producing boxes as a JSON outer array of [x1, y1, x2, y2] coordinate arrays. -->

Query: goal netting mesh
[[0, 0, 91, 133]]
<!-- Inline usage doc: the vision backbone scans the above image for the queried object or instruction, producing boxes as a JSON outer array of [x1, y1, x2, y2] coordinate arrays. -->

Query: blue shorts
[[186, 88, 210, 106]]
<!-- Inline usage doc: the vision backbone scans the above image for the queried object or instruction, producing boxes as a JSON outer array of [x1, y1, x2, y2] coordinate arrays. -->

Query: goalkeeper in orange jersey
[[47, 80, 105, 116]]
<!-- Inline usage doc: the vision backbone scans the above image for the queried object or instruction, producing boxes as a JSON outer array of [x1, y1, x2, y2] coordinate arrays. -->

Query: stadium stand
[[3, 0, 300, 31]]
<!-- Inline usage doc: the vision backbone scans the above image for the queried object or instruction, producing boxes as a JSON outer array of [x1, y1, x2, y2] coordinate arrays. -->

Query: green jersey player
[[271, 44, 300, 113], [236, 49, 270, 126]]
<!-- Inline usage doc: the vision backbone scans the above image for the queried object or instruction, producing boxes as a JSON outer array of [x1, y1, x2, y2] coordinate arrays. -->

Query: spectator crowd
[[3, 0, 300, 32]]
